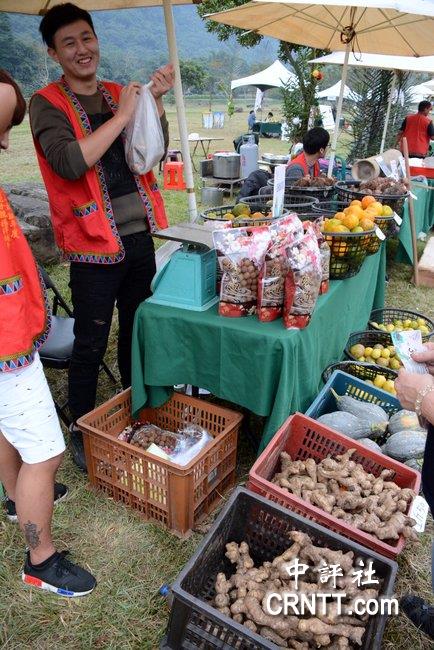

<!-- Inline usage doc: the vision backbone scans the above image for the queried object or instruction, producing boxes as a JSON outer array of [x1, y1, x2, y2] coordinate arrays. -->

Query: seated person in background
[[237, 127, 330, 200], [286, 127, 330, 182], [264, 111, 274, 123]]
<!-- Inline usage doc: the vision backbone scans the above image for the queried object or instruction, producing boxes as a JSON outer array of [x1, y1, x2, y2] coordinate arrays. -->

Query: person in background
[[395, 343, 434, 640], [30, 3, 174, 471], [0, 69, 96, 597], [264, 111, 274, 123], [396, 100, 434, 158], [237, 126, 329, 200], [286, 127, 330, 182], [247, 109, 256, 131]]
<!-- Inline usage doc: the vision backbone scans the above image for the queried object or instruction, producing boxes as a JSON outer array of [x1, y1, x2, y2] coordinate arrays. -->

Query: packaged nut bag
[[304, 219, 330, 295], [257, 214, 304, 322], [213, 226, 271, 317], [283, 231, 322, 329]]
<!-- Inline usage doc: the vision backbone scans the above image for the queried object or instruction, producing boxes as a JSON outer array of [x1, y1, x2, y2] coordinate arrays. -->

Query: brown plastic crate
[[248, 413, 420, 559], [77, 389, 243, 536]]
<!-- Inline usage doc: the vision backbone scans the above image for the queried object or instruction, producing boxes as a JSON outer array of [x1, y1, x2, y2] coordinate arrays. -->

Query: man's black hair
[[418, 100, 432, 112], [39, 3, 95, 49], [302, 127, 330, 155]]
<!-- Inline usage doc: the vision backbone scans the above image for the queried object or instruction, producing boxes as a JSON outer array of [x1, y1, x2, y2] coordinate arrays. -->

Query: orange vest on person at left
[[31, 78, 168, 265], [0, 188, 50, 372], [287, 151, 320, 177], [402, 112, 432, 157]]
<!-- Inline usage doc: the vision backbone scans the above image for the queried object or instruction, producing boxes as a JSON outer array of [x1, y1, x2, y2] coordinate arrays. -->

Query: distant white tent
[[316, 81, 361, 102], [424, 78, 434, 92], [311, 52, 434, 153], [231, 59, 296, 91], [408, 83, 434, 103], [311, 52, 434, 73]]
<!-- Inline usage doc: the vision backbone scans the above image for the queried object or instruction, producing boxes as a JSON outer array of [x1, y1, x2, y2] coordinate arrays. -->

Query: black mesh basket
[[322, 360, 398, 384], [241, 194, 318, 215], [323, 231, 377, 279], [369, 308, 434, 342], [200, 204, 288, 227], [267, 177, 336, 200], [335, 180, 408, 216], [345, 330, 402, 370], [161, 487, 397, 650], [312, 199, 349, 216]]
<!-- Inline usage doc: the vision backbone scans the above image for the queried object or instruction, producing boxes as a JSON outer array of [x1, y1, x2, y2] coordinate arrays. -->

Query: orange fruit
[[334, 212, 346, 220], [361, 195, 376, 210], [341, 213, 359, 230], [360, 218, 375, 231], [343, 207, 352, 215], [347, 205, 365, 219], [370, 201, 383, 216], [350, 200, 362, 207], [363, 208, 377, 219]]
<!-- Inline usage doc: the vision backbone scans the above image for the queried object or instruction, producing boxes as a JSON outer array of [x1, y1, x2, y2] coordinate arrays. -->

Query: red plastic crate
[[248, 412, 421, 559]]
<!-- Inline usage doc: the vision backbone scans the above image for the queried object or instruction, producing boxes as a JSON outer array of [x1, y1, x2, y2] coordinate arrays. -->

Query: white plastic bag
[[124, 83, 165, 175]]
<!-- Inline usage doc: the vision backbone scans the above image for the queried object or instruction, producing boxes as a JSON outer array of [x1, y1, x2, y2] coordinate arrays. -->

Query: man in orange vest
[[396, 100, 434, 158], [30, 3, 174, 470], [0, 69, 96, 596], [237, 126, 329, 200]]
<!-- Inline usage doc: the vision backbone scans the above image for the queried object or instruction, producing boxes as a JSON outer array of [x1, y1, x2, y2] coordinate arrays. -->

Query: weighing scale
[[147, 222, 219, 311]]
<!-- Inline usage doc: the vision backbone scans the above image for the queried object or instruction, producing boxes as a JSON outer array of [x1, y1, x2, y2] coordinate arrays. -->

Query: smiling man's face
[[48, 19, 100, 85]]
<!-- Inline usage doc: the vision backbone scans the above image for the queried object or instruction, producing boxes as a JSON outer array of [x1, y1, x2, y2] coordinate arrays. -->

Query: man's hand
[[150, 64, 175, 100], [394, 369, 434, 410], [412, 342, 434, 376], [116, 82, 141, 127]]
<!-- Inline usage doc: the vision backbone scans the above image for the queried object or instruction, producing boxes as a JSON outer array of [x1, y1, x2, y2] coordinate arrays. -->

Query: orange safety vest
[[287, 151, 320, 177], [32, 78, 168, 264], [402, 113, 432, 157], [0, 189, 50, 372]]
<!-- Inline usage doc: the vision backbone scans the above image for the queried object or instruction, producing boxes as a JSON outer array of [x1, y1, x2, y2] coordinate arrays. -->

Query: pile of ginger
[[272, 449, 417, 543], [214, 532, 380, 649]]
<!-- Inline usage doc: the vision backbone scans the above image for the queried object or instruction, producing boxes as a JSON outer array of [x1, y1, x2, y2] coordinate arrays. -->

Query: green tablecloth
[[396, 180, 434, 264], [131, 247, 386, 452]]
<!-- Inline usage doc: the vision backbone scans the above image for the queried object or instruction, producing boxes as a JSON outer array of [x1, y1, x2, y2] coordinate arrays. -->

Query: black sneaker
[[4, 482, 69, 523], [69, 424, 87, 473], [22, 550, 96, 597], [400, 594, 434, 640]]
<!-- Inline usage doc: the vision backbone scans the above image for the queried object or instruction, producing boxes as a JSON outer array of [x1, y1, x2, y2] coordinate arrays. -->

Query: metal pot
[[201, 187, 224, 207], [213, 152, 240, 179]]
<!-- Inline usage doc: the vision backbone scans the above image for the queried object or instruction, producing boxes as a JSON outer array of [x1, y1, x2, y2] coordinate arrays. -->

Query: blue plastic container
[[305, 369, 401, 420]]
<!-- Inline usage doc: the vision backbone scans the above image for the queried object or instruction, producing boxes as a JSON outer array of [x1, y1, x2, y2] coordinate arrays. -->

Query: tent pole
[[380, 71, 397, 153], [162, 0, 198, 221], [327, 42, 350, 177], [402, 136, 419, 286]]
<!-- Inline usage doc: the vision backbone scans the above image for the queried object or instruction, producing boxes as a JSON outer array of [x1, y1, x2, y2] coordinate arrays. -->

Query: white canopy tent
[[408, 83, 434, 103], [311, 52, 434, 152], [0, 0, 199, 221], [316, 81, 361, 102], [231, 59, 296, 91]]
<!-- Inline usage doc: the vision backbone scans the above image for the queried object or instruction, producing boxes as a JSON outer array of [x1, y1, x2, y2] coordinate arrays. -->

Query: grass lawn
[[1, 100, 434, 649]]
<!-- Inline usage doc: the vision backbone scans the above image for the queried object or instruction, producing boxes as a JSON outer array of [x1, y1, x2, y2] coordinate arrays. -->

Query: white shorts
[[0, 353, 66, 464]]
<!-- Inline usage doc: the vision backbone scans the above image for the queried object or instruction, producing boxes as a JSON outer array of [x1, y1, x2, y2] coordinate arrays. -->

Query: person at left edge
[[29, 3, 174, 471]]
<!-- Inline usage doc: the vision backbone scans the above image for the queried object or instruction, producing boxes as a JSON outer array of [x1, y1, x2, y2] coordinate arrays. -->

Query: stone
[[4, 182, 60, 264]]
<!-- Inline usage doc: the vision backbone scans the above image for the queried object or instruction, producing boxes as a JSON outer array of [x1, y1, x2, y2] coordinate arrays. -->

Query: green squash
[[388, 410, 423, 435], [317, 411, 378, 439], [382, 430, 427, 461], [330, 388, 388, 434]]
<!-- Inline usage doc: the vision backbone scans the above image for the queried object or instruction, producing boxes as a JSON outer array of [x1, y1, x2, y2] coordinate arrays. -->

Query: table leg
[[190, 141, 199, 172]]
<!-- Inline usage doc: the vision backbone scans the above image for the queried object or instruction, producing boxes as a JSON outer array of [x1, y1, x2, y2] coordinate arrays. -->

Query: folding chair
[[38, 265, 117, 426]]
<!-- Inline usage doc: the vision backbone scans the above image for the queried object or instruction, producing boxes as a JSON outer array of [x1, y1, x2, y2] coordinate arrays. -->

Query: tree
[[348, 68, 412, 159], [197, 0, 326, 130], [179, 59, 207, 94]]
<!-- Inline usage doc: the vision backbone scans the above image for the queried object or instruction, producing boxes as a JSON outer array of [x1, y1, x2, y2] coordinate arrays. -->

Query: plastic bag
[[124, 84, 165, 175], [257, 214, 304, 322], [213, 226, 271, 317], [303, 219, 330, 295], [283, 231, 322, 329]]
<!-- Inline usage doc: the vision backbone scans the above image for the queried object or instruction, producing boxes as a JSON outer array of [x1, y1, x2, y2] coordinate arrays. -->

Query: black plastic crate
[[161, 487, 397, 650]]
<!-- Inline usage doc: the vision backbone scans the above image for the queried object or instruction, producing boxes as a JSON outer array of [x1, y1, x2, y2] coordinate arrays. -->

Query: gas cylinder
[[240, 135, 259, 179]]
